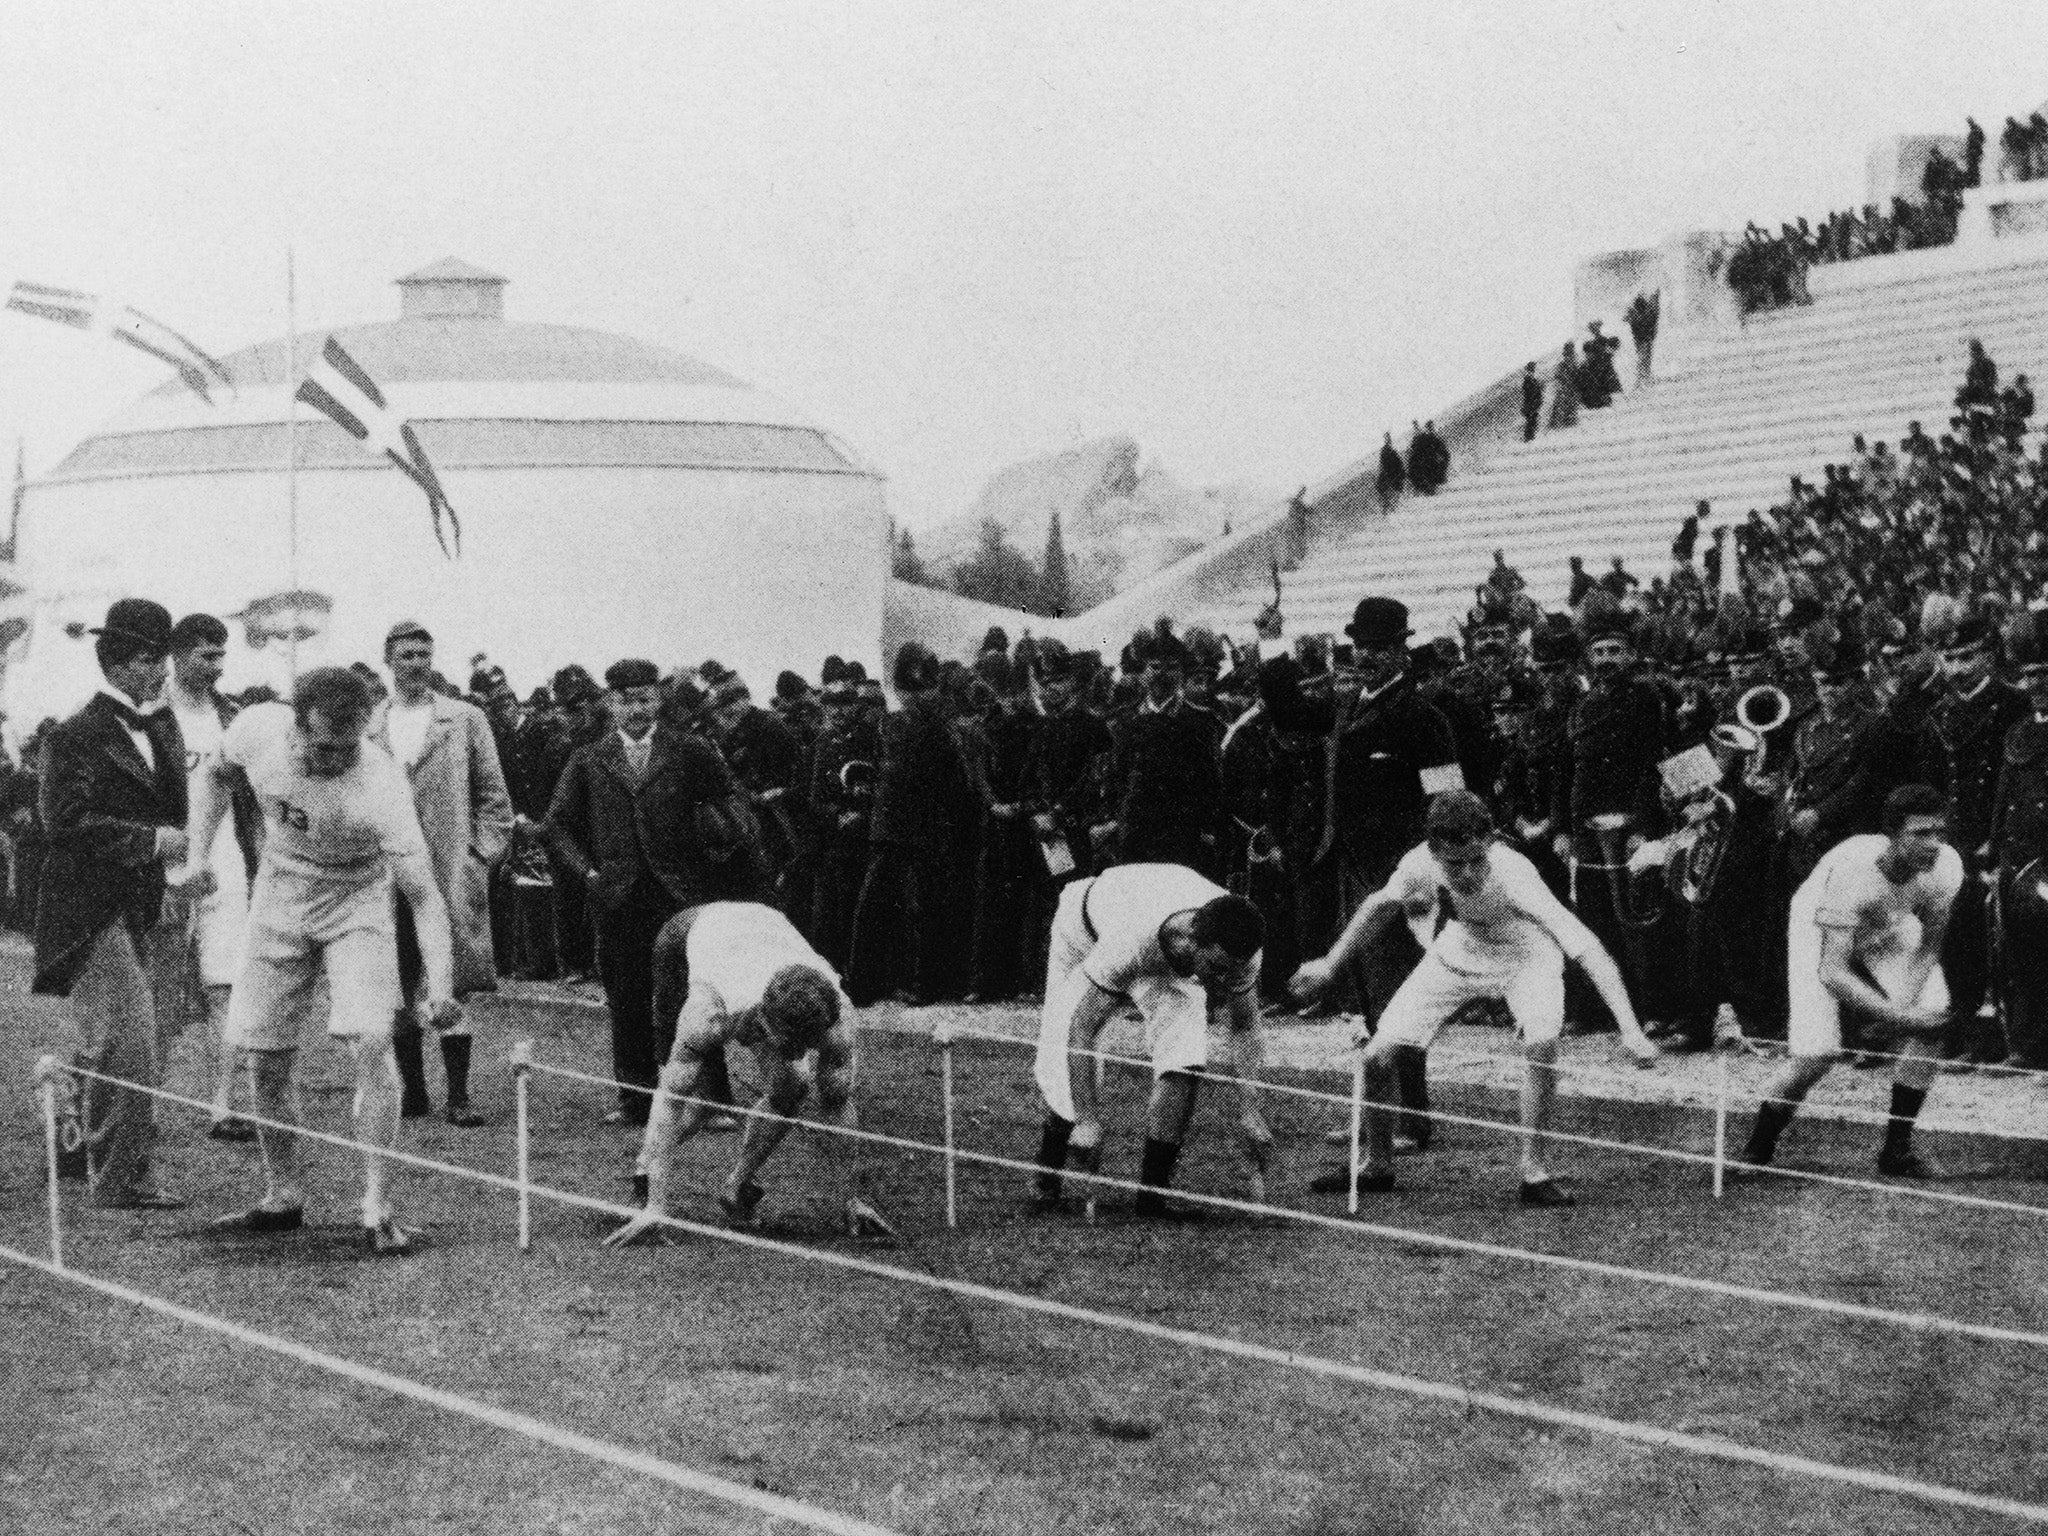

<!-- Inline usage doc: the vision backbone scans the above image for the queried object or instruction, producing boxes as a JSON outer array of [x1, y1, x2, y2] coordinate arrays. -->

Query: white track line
[[32, 1073, 2048, 1525], [0, 1242, 904, 1536], [57, 1059, 2048, 1353], [516, 1057, 2048, 1351]]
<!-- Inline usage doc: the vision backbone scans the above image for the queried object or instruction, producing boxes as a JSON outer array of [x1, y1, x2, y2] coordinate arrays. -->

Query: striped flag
[[295, 336, 461, 559], [5, 280, 233, 404]]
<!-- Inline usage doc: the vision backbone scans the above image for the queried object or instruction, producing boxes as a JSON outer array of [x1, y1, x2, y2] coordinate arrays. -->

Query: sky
[[1, 1, 2045, 533]]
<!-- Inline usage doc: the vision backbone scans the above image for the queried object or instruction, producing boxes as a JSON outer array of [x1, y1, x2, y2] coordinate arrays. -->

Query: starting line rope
[[19, 1079, 2048, 1528], [859, 1018, 2048, 1222], [0, 1240, 904, 1536], [497, 989, 2048, 1221], [514, 1056, 2048, 1351]]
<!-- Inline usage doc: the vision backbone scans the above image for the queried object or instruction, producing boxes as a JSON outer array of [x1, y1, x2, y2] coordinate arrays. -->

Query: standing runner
[[1292, 790, 1657, 1207], [173, 666, 460, 1254]]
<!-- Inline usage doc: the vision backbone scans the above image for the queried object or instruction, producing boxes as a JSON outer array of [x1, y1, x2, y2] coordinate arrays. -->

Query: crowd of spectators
[[1718, 114, 2028, 316]]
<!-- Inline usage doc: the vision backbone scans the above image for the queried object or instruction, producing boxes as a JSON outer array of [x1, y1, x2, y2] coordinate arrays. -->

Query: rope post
[[1713, 1047, 1729, 1200], [33, 1055, 66, 1269], [510, 1040, 533, 1251], [1348, 1052, 1365, 1217], [934, 1024, 958, 1230]]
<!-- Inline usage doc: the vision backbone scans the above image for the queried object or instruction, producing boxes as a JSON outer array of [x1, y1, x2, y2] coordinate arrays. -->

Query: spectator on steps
[[1408, 421, 1449, 495], [1964, 117, 1985, 188], [1958, 339, 1998, 411], [1579, 321, 1622, 410], [1375, 433, 1405, 503], [1625, 292, 1660, 388], [1520, 362, 1543, 442], [1599, 557, 1638, 602], [1547, 343, 1582, 432], [1566, 555, 1596, 609], [2000, 117, 2029, 183], [1673, 502, 1705, 568]]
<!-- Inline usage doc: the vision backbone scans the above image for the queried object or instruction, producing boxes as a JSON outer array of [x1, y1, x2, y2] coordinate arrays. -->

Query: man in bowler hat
[[35, 598, 191, 1207]]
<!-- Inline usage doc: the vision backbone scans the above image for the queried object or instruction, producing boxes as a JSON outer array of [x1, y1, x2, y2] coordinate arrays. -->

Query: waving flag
[[295, 336, 461, 558], [6, 281, 233, 404]]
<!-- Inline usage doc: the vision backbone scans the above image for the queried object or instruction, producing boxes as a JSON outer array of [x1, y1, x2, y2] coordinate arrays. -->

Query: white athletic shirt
[[223, 703, 429, 884], [1076, 863, 1258, 997], [686, 901, 841, 1015], [1376, 841, 1597, 974], [172, 693, 241, 881], [1796, 833, 1962, 964]]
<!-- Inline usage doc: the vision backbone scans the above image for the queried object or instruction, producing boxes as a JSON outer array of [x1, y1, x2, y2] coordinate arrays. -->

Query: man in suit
[[378, 620, 515, 1126], [35, 598, 191, 1209], [545, 658, 765, 1124], [1258, 596, 1461, 1144]]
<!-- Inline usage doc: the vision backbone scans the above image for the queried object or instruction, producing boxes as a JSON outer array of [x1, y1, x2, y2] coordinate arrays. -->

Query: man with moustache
[[379, 620, 514, 1126], [545, 658, 765, 1124]]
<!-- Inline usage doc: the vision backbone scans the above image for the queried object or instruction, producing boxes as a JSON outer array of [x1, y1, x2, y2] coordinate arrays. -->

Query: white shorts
[[227, 868, 399, 1052], [1786, 918, 1949, 1058], [1374, 941, 1565, 1050], [1033, 879, 1209, 1122]]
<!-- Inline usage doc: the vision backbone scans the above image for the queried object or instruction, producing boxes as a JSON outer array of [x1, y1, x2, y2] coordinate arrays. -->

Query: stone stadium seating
[[1175, 249, 2048, 642]]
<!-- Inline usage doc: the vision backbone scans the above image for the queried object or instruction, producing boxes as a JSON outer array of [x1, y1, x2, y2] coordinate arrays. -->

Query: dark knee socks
[[394, 1023, 430, 1116], [1133, 1136, 1183, 1215], [1395, 1047, 1431, 1147], [440, 1034, 473, 1108], [1882, 1083, 1928, 1161], [1742, 1086, 1809, 1164], [1035, 1114, 1073, 1199]]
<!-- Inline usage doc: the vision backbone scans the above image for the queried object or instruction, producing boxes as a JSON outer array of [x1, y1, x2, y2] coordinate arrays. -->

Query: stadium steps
[[1180, 250, 2048, 640]]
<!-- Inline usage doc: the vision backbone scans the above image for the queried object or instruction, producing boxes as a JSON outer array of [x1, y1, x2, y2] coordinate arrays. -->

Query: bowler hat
[[385, 619, 432, 648], [605, 658, 661, 692], [90, 598, 174, 655], [1345, 596, 1412, 650]]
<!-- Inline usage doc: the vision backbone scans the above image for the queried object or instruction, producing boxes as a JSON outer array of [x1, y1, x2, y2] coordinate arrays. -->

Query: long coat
[[33, 693, 188, 996], [543, 726, 766, 914], [373, 693, 514, 996]]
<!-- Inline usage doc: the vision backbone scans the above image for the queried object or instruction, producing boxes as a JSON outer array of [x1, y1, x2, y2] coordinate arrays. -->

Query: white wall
[[10, 460, 888, 720]]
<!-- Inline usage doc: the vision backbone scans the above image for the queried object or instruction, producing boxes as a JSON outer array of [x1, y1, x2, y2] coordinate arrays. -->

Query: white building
[[8, 259, 888, 719]]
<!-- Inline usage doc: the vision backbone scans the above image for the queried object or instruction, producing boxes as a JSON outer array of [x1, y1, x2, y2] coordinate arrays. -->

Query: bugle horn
[[1586, 812, 1668, 929]]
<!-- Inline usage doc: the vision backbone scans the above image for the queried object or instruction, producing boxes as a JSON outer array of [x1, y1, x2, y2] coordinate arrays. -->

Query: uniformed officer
[[1991, 617, 2048, 1069], [1784, 638, 1882, 882], [1917, 615, 2027, 1065]]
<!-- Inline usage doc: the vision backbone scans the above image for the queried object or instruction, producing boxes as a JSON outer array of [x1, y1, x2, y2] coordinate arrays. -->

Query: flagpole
[[285, 248, 300, 682]]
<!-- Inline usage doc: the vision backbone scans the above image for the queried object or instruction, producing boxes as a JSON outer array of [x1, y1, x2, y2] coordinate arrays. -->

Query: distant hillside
[[916, 436, 1275, 611]]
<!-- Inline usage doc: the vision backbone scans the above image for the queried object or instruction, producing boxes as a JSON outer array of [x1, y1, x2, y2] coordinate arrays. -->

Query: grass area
[[5, 952, 2048, 1534]]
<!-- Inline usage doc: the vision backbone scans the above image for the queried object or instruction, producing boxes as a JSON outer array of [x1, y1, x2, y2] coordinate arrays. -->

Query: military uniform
[[1992, 714, 2048, 1065], [805, 709, 879, 971], [1919, 677, 2028, 1058], [1108, 698, 1223, 877]]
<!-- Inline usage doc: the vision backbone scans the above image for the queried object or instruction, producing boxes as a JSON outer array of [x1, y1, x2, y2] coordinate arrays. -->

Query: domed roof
[[46, 261, 877, 483]]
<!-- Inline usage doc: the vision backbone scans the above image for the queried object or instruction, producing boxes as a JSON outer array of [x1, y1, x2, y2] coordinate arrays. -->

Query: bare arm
[[172, 758, 233, 889], [1572, 942, 1655, 1058], [1818, 924, 1946, 1034], [1291, 886, 1402, 1000], [390, 848, 456, 1006], [1064, 982, 1122, 1145]]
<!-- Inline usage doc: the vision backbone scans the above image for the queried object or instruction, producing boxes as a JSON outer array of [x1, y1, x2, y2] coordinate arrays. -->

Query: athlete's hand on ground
[[1069, 1117, 1104, 1156], [1288, 958, 1336, 1003], [424, 998, 465, 1033], [1621, 1033, 1661, 1068], [602, 1208, 675, 1248]]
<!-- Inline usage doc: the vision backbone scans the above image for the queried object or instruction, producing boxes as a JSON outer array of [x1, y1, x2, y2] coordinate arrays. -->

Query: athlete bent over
[[173, 667, 459, 1254]]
